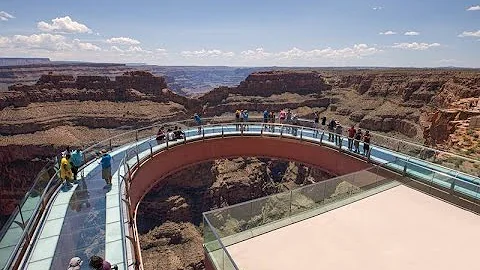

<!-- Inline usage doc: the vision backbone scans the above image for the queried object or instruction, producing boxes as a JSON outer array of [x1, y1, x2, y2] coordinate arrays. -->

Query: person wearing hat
[[67, 257, 82, 270]]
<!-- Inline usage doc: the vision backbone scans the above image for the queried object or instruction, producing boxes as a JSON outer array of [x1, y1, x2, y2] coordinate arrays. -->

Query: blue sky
[[0, 0, 479, 66]]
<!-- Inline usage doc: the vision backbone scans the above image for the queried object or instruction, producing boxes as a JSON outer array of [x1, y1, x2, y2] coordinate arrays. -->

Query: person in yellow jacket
[[60, 153, 73, 187]]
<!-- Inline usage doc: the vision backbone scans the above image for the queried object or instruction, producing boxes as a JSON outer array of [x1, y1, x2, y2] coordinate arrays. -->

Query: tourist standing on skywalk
[[89, 255, 118, 270], [354, 129, 363, 154], [60, 153, 73, 188], [235, 109, 241, 131], [348, 125, 356, 150], [100, 150, 113, 186], [314, 112, 320, 137], [70, 148, 83, 183], [335, 123, 343, 146], [327, 119, 336, 141], [194, 113, 202, 134], [363, 130, 371, 156], [263, 109, 269, 130], [242, 110, 249, 131]]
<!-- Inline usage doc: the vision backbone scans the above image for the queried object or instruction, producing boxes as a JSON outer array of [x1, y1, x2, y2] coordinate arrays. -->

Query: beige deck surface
[[227, 185, 480, 270]]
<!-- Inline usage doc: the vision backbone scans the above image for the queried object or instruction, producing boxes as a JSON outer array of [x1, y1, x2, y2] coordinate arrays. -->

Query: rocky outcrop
[[360, 117, 418, 137], [2, 71, 197, 110], [423, 108, 480, 146], [233, 71, 332, 96], [334, 70, 480, 108]]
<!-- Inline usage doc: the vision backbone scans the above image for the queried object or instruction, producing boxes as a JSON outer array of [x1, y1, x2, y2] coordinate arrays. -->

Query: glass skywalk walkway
[[0, 118, 479, 270]]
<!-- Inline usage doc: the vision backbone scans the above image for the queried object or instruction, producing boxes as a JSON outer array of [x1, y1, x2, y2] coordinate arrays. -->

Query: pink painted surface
[[227, 185, 480, 270], [130, 136, 372, 213]]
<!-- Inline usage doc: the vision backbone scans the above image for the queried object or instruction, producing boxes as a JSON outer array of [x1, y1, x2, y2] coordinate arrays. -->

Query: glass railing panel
[[431, 172, 455, 189], [453, 178, 480, 198], [249, 191, 290, 229], [323, 176, 353, 204], [223, 249, 238, 270], [290, 181, 326, 215], [203, 215, 224, 270], [405, 162, 434, 184], [210, 201, 254, 238]]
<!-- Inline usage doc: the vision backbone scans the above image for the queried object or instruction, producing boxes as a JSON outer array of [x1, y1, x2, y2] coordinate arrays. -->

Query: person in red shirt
[[347, 125, 356, 150]]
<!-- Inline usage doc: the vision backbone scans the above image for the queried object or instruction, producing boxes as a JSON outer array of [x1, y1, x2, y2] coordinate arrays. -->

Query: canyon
[[0, 66, 479, 269]]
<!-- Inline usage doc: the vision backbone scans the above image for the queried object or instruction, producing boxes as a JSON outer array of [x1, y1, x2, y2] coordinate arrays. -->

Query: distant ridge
[[0, 57, 51, 66]]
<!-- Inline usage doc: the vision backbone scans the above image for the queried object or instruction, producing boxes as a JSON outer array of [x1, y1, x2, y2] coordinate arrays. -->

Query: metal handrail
[[116, 120, 480, 269], [297, 118, 480, 164]]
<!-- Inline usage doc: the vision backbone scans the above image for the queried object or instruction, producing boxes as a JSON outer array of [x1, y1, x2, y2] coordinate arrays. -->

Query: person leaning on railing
[[70, 148, 83, 183], [363, 130, 371, 156], [194, 113, 202, 134], [60, 153, 73, 188]]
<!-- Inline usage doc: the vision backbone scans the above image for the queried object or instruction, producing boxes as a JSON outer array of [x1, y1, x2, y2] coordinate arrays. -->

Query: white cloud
[[0, 11, 15, 21], [467, 5, 480, 11], [278, 44, 379, 60], [458, 30, 480, 37], [110, 45, 151, 54], [404, 31, 420, 36], [0, 33, 102, 52], [373, 6, 383, 10], [106, 37, 140, 45], [73, 39, 101, 51], [181, 49, 235, 58], [392, 42, 441, 50], [241, 48, 272, 60], [110, 46, 123, 52], [379, 31, 397, 35], [37, 16, 92, 34], [238, 44, 379, 63]]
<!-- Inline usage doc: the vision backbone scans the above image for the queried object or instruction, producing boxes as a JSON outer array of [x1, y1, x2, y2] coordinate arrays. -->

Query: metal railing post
[[289, 191, 293, 216], [261, 124, 264, 135], [166, 138, 169, 149], [320, 131, 324, 144], [300, 127, 303, 140], [18, 205, 25, 228], [149, 142, 153, 157], [109, 139, 112, 151], [221, 126, 224, 137], [135, 130, 138, 141], [202, 126, 205, 139]]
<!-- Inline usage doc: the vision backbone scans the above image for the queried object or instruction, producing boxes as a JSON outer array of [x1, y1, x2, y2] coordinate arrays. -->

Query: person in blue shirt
[[194, 113, 202, 134], [70, 149, 84, 182], [100, 150, 113, 186], [263, 110, 269, 123], [242, 110, 249, 131]]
